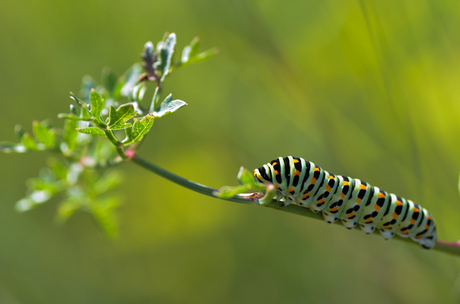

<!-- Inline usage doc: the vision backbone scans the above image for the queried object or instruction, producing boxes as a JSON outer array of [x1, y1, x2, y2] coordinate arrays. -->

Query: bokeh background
[[1, 0, 460, 303]]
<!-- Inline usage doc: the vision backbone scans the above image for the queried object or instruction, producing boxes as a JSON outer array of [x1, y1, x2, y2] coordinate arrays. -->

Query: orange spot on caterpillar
[[289, 187, 294, 192], [378, 193, 385, 198], [314, 167, 320, 172], [311, 178, 317, 184], [392, 213, 398, 219], [294, 170, 300, 176], [275, 170, 279, 175], [303, 193, 310, 199], [343, 181, 350, 186], [365, 218, 373, 223], [357, 198, 362, 204], [330, 207, 338, 212], [396, 201, 403, 206], [293, 159, 299, 163], [274, 184, 279, 189], [348, 212, 355, 218], [359, 184, 366, 190], [375, 205, 381, 211]]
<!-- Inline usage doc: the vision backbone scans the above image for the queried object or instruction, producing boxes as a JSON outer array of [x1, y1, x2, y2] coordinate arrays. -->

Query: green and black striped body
[[253, 156, 437, 249]]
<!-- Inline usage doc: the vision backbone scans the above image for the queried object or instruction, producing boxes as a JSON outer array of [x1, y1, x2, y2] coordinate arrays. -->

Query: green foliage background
[[1, 0, 460, 303]]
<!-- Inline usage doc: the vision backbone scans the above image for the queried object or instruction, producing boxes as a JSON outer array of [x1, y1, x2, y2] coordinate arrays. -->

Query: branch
[[130, 154, 251, 203], [129, 154, 460, 257]]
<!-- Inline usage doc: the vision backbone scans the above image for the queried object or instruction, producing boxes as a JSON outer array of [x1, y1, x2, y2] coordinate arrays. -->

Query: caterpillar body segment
[[253, 156, 437, 249]]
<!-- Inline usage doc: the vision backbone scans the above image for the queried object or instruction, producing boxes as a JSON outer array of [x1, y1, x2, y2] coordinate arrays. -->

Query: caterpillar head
[[253, 165, 272, 185]]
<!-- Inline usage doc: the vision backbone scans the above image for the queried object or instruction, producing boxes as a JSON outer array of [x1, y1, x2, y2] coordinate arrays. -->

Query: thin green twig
[[130, 153, 250, 203], [129, 153, 460, 257]]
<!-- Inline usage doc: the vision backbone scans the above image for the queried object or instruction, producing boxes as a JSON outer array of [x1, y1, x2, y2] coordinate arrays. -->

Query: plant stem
[[104, 129, 128, 160], [131, 154, 250, 203], [129, 154, 460, 257]]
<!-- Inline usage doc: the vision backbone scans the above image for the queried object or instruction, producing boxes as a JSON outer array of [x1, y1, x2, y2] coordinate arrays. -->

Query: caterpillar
[[253, 156, 437, 249]]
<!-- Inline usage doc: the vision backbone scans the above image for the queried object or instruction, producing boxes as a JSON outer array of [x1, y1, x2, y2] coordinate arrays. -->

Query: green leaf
[[181, 46, 192, 65], [179, 37, 218, 67], [16, 190, 53, 212], [141, 41, 156, 76], [92, 170, 122, 196], [66, 163, 83, 185], [56, 198, 81, 224], [189, 36, 200, 58], [215, 167, 272, 201], [120, 63, 142, 98], [62, 120, 79, 150], [107, 104, 136, 130], [70, 104, 79, 115], [123, 114, 154, 145], [57, 113, 80, 121], [181, 37, 199, 65], [58, 106, 92, 121], [28, 176, 62, 194], [80, 104, 92, 120], [194, 48, 219, 63], [215, 185, 252, 199], [142, 41, 155, 63], [57, 113, 73, 120], [90, 195, 120, 239], [58, 104, 79, 120], [48, 157, 68, 181], [16, 198, 35, 212], [237, 167, 257, 185], [70, 92, 84, 106], [29, 190, 53, 203], [90, 89, 105, 124], [33, 120, 56, 148], [237, 167, 269, 191], [21, 133, 38, 150], [29, 190, 53, 204], [58, 94, 94, 121], [153, 94, 187, 118], [87, 137, 118, 165], [0, 142, 26, 153], [132, 83, 146, 102], [77, 127, 107, 137], [156, 33, 176, 81], [149, 86, 160, 113]]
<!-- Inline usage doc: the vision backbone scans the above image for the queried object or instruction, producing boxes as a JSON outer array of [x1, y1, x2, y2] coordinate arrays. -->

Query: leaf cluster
[[0, 33, 217, 238]]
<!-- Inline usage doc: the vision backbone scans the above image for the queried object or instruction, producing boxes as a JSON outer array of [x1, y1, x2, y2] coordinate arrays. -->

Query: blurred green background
[[1, 0, 460, 303]]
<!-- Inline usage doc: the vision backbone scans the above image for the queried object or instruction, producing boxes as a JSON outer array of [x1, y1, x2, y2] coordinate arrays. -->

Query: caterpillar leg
[[273, 192, 296, 207]]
